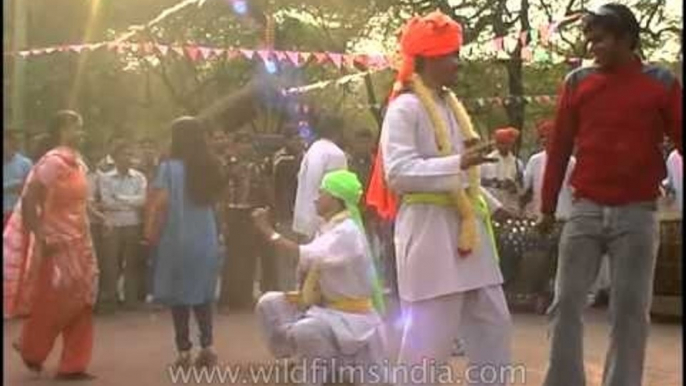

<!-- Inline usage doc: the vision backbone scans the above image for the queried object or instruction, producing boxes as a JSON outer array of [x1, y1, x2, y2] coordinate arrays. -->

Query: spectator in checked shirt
[[98, 141, 148, 312]]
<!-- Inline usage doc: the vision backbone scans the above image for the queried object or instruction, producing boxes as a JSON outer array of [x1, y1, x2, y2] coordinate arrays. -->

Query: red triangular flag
[[492, 37, 504, 52], [314, 52, 329, 64], [285, 51, 300, 66], [185, 46, 201, 61], [328, 53, 343, 68], [257, 49, 271, 63], [353, 54, 369, 68], [274, 51, 287, 62]]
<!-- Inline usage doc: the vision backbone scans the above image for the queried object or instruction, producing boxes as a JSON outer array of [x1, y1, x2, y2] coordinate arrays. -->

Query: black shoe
[[54, 372, 97, 381]]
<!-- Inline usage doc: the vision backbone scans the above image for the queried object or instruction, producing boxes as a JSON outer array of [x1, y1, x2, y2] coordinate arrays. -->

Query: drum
[[493, 217, 563, 313], [651, 219, 682, 319], [654, 219, 682, 296]]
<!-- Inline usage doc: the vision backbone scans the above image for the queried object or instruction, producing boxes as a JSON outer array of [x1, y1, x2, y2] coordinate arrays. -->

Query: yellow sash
[[402, 192, 500, 261], [285, 291, 373, 314]]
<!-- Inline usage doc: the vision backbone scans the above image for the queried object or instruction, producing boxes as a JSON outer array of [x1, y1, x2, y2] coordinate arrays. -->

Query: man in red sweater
[[538, 4, 682, 386]]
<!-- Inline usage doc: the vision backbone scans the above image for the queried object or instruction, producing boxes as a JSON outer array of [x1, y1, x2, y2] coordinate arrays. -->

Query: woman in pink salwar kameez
[[4, 110, 99, 380]]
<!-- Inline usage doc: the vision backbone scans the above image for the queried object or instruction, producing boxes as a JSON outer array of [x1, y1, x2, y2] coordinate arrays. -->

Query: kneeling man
[[252, 170, 386, 386]]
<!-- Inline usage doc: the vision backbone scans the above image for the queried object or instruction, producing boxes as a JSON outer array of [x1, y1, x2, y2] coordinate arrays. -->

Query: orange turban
[[391, 11, 464, 100], [494, 127, 520, 145], [536, 120, 554, 138]]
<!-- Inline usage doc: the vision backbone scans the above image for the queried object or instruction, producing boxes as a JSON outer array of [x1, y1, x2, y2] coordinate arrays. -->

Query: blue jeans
[[543, 199, 660, 386]]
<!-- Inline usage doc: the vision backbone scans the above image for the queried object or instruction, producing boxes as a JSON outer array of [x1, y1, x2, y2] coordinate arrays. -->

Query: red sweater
[[541, 58, 683, 214]]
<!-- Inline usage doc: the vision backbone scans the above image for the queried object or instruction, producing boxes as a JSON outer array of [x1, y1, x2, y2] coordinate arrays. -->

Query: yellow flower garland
[[409, 73, 481, 254]]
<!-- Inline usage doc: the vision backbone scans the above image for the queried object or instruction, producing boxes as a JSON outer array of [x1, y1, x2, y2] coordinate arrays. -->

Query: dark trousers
[[171, 303, 213, 351], [221, 208, 276, 309], [98, 225, 146, 307]]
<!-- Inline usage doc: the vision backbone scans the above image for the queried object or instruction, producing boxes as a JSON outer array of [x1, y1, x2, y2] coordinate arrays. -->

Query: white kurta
[[522, 151, 576, 220], [380, 93, 504, 302], [299, 217, 383, 354], [256, 217, 384, 365], [666, 150, 683, 212], [293, 139, 348, 239], [481, 151, 523, 182]]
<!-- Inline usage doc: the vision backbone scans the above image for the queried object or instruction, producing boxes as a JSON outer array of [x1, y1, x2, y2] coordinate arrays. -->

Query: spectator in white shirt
[[98, 142, 148, 311], [292, 113, 348, 240], [520, 120, 576, 220], [665, 149, 683, 212]]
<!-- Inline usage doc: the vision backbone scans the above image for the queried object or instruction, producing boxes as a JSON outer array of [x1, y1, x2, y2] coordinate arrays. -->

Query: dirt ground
[[4, 306, 682, 386]]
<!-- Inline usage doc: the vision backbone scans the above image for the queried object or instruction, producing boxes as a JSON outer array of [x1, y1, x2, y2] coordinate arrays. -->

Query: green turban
[[321, 170, 364, 226]]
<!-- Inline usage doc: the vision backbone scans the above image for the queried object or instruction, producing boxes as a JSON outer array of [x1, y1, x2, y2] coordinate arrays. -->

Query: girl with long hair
[[144, 117, 223, 369]]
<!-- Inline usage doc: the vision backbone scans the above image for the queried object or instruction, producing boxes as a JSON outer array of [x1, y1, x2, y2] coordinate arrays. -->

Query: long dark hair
[[169, 117, 223, 206]]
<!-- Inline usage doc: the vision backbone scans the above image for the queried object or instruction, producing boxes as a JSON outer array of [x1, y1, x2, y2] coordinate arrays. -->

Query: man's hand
[[536, 213, 556, 235], [461, 140, 498, 170]]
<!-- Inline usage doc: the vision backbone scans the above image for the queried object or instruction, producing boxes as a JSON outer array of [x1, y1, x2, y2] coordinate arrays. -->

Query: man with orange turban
[[369, 10, 511, 386], [481, 127, 524, 196]]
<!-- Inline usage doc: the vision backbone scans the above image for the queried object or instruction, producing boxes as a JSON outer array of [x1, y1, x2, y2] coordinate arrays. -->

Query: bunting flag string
[[4, 12, 585, 65], [351, 94, 557, 110], [3, 42, 396, 70], [3, 40, 585, 69]]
